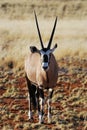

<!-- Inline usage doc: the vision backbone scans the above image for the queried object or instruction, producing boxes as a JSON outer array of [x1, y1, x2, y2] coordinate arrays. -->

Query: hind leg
[[28, 92, 32, 120], [28, 84, 36, 120], [25, 75, 32, 119], [47, 88, 54, 123], [36, 87, 44, 124], [25, 75, 36, 120]]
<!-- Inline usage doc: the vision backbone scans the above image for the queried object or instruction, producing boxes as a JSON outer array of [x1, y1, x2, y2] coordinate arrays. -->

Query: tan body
[[25, 52, 58, 89]]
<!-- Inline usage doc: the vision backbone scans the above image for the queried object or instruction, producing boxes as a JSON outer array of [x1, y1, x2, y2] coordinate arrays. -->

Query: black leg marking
[[30, 84, 37, 109], [39, 88, 44, 116], [36, 88, 40, 113], [25, 74, 37, 120]]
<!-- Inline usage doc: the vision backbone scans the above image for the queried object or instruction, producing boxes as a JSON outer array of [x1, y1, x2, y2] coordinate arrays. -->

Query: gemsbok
[[25, 11, 58, 124]]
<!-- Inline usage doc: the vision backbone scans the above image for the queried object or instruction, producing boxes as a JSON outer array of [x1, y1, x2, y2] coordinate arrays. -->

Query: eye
[[49, 53, 51, 58]]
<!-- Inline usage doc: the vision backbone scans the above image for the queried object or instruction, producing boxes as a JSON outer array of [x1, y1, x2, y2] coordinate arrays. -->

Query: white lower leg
[[48, 113, 52, 123], [39, 112, 43, 124], [39, 97, 44, 124], [48, 99, 52, 123], [28, 110, 32, 119], [28, 95, 33, 119], [48, 88, 53, 123]]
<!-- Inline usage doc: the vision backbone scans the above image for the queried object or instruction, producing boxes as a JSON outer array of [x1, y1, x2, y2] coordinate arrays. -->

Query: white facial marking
[[40, 50, 51, 55], [42, 62, 48, 68]]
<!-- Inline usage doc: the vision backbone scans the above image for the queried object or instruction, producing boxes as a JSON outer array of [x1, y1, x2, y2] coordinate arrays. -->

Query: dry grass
[[0, 0, 87, 68], [0, 18, 87, 68], [0, 0, 87, 19]]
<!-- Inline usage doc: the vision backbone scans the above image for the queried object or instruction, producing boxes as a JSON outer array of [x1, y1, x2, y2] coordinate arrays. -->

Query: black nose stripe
[[43, 55, 48, 62]]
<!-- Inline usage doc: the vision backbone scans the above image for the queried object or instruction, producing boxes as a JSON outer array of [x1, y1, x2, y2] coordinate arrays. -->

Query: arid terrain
[[0, 0, 87, 130]]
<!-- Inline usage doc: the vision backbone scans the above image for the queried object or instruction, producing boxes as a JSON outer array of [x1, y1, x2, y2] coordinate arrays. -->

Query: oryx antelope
[[25, 12, 58, 124]]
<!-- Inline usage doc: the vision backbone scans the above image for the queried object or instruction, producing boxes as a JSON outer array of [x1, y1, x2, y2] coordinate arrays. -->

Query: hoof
[[29, 117, 34, 122], [39, 114, 44, 124], [39, 121, 44, 124], [48, 114, 52, 124], [48, 119, 52, 124], [48, 121, 52, 124]]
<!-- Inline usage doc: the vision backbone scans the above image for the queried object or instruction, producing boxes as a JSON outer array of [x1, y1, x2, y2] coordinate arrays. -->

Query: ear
[[54, 43, 57, 48], [50, 43, 57, 52], [30, 46, 39, 53]]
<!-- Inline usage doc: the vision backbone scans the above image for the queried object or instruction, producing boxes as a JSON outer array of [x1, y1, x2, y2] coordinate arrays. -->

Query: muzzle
[[42, 62, 49, 70]]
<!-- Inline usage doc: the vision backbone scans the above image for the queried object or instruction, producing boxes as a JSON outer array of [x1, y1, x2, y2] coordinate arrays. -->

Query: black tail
[[25, 74, 37, 109]]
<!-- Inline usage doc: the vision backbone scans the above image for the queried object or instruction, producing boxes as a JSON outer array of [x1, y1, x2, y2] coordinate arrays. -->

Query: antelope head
[[30, 11, 57, 71]]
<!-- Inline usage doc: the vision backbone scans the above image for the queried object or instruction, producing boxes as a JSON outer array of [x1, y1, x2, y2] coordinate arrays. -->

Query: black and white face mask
[[40, 50, 51, 70]]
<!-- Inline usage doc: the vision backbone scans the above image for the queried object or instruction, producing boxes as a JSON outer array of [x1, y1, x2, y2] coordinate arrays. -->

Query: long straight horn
[[34, 11, 44, 49], [47, 17, 57, 49]]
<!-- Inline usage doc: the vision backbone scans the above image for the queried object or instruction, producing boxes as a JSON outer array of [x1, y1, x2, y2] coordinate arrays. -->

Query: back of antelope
[[25, 11, 58, 124]]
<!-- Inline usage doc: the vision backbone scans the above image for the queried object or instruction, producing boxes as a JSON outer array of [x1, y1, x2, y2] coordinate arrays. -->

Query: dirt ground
[[0, 57, 87, 130], [0, 0, 87, 130]]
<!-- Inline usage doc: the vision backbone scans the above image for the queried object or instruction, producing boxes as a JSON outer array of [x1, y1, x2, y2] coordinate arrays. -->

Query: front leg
[[48, 88, 54, 123], [37, 87, 44, 124], [25, 75, 33, 120], [28, 94, 33, 120]]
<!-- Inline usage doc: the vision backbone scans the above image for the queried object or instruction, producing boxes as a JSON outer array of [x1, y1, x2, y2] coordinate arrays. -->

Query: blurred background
[[0, 0, 87, 68]]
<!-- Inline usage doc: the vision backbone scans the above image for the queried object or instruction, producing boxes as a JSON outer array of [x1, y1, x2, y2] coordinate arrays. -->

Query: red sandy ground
[[0, 57, 87, 130]]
